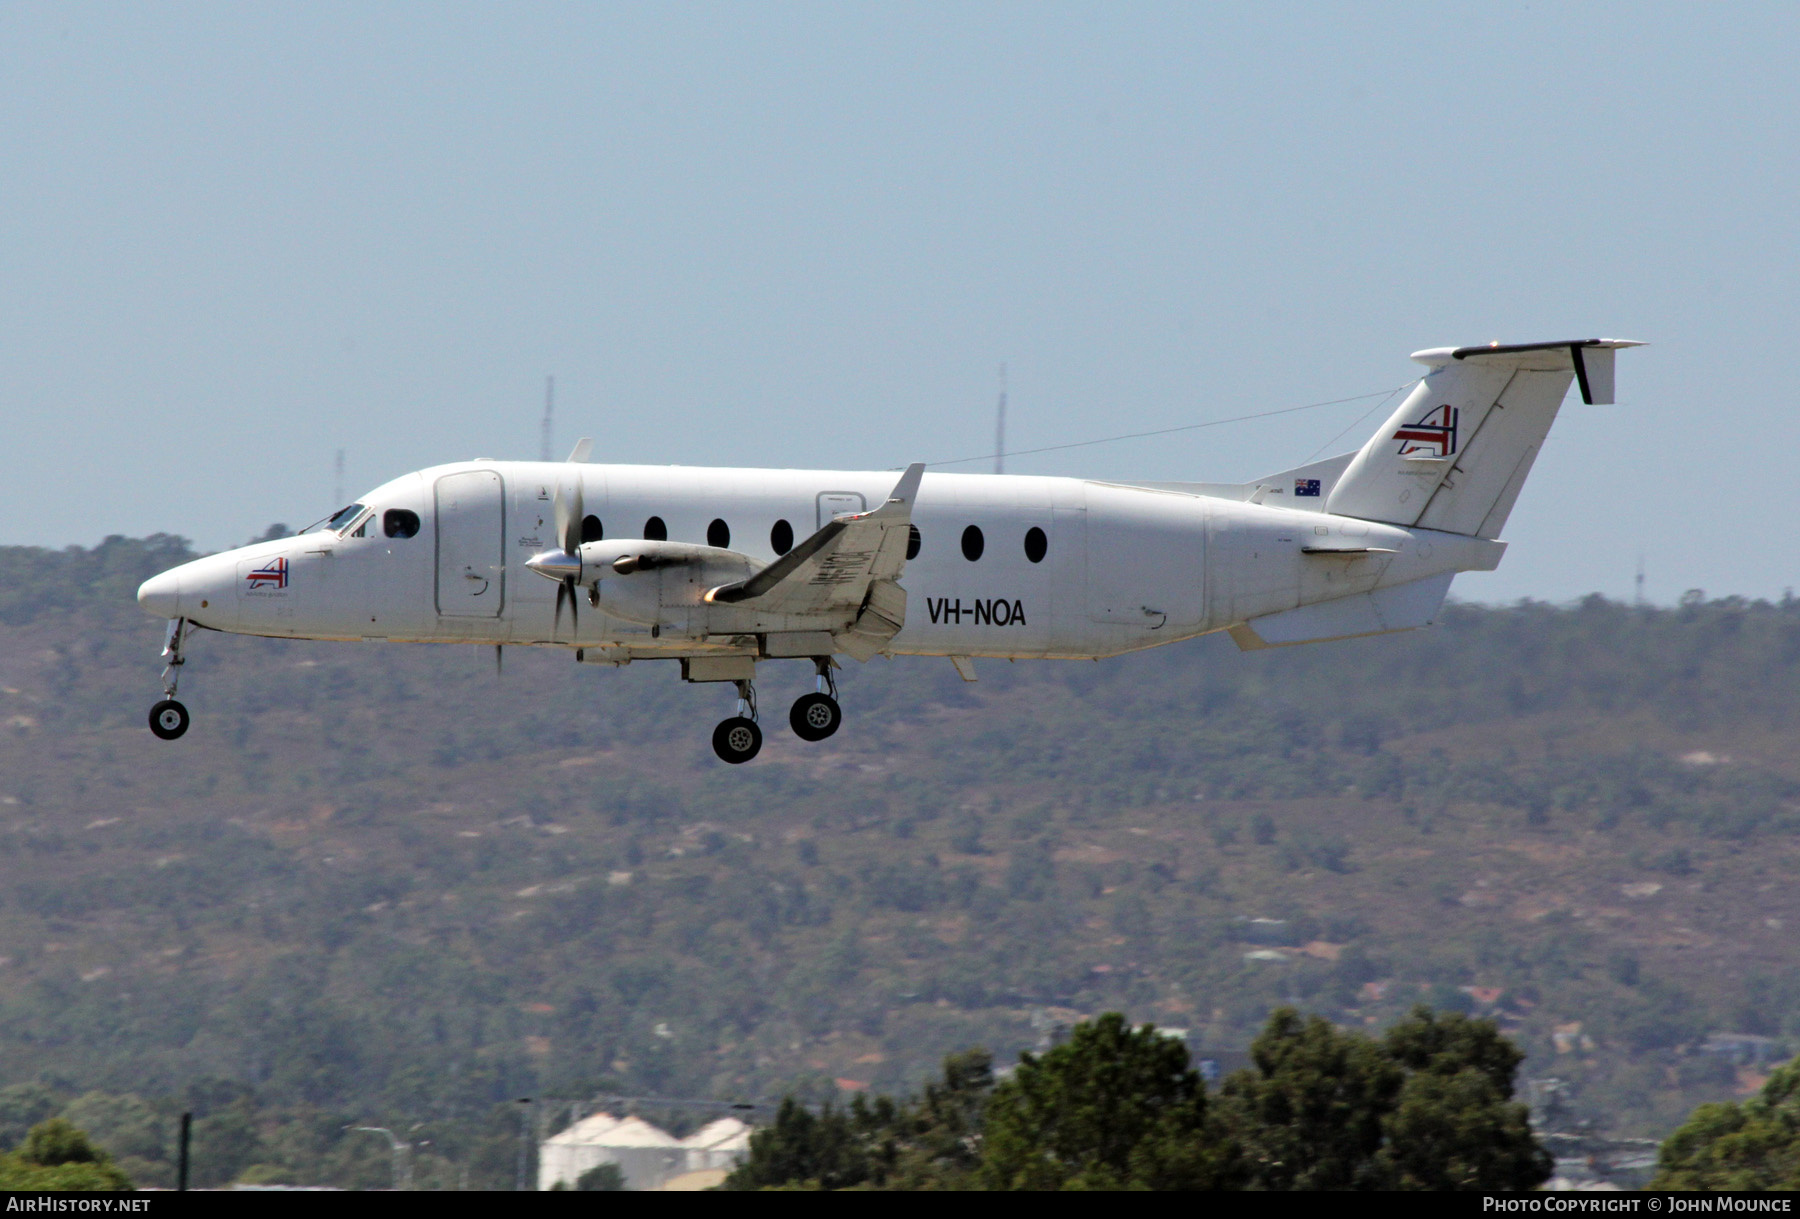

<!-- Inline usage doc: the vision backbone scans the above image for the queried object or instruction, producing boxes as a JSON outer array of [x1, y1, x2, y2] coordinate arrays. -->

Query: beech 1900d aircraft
[[136, 338, 1638, 763]]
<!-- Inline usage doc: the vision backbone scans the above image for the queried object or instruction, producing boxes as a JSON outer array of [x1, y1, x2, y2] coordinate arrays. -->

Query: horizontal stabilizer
[[1422, 339, 1642, 405], [1228, 573, 1453, 650]]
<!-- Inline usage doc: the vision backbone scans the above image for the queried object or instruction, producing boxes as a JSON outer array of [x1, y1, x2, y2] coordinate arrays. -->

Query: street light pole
[[516, 1098, 534, 1192], [353, 1126, 411, 1191]]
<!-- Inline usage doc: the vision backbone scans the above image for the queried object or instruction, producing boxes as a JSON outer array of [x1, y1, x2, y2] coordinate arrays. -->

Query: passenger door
[[435, 470, 505, 617]]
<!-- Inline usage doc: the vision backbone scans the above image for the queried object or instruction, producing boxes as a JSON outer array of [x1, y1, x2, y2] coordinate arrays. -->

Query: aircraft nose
[[137, 570, 181, 618]]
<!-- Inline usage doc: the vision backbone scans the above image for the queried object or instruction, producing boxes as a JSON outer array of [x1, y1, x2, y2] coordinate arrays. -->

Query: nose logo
[[245, 557, 289, 589]]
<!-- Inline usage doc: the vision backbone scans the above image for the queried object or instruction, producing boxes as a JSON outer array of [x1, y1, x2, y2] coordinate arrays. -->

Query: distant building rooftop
[[539, 1112, 751, 1190]]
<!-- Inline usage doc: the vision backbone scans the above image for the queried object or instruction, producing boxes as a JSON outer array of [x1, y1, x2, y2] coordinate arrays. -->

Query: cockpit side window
[[327, 503, 365, 532], [383, 509, 421, 539], [336, 506, 377, 538]]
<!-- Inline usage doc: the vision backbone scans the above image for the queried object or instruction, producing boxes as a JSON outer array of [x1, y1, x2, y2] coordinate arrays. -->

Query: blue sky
[[2, 2, 1794, 603]]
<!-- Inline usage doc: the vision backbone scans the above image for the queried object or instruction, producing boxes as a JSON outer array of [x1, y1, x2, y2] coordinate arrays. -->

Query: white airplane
[[136, 338, 1637, 763]]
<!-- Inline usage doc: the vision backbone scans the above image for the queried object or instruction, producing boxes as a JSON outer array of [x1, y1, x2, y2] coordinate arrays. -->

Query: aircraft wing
[[706, 464, 923, 631]]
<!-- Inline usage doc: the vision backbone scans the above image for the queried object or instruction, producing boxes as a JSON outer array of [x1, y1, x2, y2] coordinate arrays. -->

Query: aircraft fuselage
[[138, 460, 1496, 662]]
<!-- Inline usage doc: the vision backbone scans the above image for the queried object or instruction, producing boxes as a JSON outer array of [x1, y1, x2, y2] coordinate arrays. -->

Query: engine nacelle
[[574, 539, 757, 628]]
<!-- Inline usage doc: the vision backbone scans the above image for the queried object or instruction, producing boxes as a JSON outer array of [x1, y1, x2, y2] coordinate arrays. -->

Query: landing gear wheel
[[148, 699, 189, 741], [790, 693, 842, 742], [712, 716, 763, 764]]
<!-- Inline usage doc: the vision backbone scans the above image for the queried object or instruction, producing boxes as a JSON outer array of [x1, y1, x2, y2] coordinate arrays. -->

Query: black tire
[[712, 716, 763, 764], [789, 693, 842, 742], [148, 699, 189, 741]]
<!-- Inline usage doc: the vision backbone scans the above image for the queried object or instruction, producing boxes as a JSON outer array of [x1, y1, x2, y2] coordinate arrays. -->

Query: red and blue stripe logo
[[1394, 403, 1458, 458], [246, 557, 288, 589]]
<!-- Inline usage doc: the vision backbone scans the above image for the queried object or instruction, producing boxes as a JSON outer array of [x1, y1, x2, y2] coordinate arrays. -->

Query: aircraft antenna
[[333, 449, 345, 508], [540, 375, 555, 463], [994, 363, 1007, 475]]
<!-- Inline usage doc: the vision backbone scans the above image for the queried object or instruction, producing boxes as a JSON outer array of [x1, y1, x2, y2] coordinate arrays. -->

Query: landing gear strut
[[789, 657, 841, 742], [148, 618, 192, 741], [711, 678, 763, 764]]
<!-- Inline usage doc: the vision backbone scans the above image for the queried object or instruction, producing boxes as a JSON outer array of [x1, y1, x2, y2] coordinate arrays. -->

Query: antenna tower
[[334, 449, 345, 508], [994, 364, 1007, 475], [1635, 554, 1646, 607], [540, 376, 555, 462]]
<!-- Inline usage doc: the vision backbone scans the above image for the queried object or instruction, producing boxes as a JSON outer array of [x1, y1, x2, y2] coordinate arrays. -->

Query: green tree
[[723, 1095, 897, 1190], [1654, 1060, 1800, 1189], [576, 1162, 626, 1190], [1216, 1006, 1549, 1191], [1216, 1009, 1402, 1189], [726, 1051, 994, 1190], [1377, 1007, 1550, 1190], [0, 1119, 133, 1191], [883, 1048, 994, 1189], [978, 1013, 1227, 1190]]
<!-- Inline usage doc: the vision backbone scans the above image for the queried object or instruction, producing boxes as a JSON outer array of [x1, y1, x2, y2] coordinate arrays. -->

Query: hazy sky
[[3, 2, 1794, 603]]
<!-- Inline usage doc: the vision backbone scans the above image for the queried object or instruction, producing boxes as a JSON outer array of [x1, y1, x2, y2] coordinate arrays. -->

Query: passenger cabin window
[[771, 519, 794, 555], [580, 515, 604, 543], [1024, 526, 1048, 563], [907, 525, 921, 561], [644, 516, 668, 541], [708, 518, 730, 549], [961, 525, 984, 561], [383, 509, 421, 539]]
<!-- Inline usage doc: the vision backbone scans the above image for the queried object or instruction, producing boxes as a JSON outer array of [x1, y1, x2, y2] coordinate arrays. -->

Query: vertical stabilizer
[[1325, 339, 1640, 537]]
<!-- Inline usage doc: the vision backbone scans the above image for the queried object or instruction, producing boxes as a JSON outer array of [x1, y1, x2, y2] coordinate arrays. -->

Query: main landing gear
[[708, 659, 844, 764], [712, 679, 763, 765], [789, 658, 841, 742], [148, 618, 193, 741]]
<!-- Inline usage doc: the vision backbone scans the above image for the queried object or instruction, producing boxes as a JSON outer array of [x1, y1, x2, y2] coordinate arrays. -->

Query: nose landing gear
[[789, 658, 841, 742], [148, 618, 193, 740], [711, 678, 763, 764]]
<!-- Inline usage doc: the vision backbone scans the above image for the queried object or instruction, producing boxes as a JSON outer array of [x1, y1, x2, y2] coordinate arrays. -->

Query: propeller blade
[[554, 473, 583, 557], [554, 578, 579, 639]]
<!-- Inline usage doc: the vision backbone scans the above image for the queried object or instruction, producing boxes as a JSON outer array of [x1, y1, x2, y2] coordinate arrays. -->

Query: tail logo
[[1394, 404, 1458, 459], [246, 557, 289, 589]]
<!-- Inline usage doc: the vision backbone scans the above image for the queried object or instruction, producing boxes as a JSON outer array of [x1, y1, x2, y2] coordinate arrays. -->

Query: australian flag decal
[[246, 557, 289, 589], [1294, 478, 1321, 497], [1394, 403, 1458, 458]]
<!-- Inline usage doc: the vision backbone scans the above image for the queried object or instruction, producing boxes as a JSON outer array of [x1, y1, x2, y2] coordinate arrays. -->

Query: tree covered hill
[[1, 535, 1799, 1182]]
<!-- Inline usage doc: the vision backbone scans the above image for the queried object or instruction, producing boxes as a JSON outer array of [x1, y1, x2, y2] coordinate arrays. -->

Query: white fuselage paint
[[140, 460, 1501, 663]]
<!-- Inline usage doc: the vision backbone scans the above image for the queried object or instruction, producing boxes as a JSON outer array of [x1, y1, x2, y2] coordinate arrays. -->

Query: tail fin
[[1326, 339, 1641, 537]]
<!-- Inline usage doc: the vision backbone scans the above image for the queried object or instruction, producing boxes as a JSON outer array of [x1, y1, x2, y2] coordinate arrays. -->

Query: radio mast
[[540, 376, 555, 462], [994, 364, 1007, 475]]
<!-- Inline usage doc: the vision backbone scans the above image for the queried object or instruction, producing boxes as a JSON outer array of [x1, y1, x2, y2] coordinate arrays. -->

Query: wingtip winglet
[[888, 462, 925, 507]]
